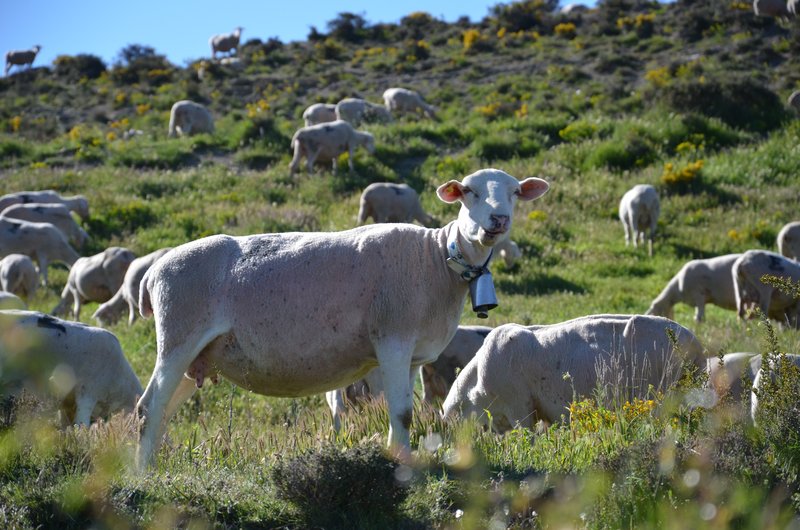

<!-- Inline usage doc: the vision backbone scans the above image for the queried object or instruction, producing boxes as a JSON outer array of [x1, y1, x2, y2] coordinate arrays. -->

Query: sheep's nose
[[490, 214, 510, 231]]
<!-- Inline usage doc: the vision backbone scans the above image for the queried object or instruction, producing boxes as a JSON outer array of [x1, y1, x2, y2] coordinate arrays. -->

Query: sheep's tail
[[139, 269, 154, 319], [290, 130, 300, 150]]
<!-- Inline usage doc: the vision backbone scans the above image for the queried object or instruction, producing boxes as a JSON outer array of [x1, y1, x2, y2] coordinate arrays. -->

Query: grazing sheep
[[732, 250, 800, 327], [495, 238, 522, 269], [0, 292, 25, 310], [167, 100, 214, 138], [134, 168, 550, 467], [646, 254, 742, 322], [0, 254, 38, 299], [750, 353, 800, 423], [706, 352, 761, 403], [0, 218, 80, 286], [93, 248, 173, 326], [383, 88, 436, 119], [5, 45, 41, 76], [52, 247, 136, 320], [442, 314, 705, 431], [0, 190, 89, 221], [0, 310, 142, 426], [619, 184, 660, 257], [326, 325, 492, 430], [302, 103, 337, 127], [289, 120, 375, 175], [1, 203, 88, 249], [209, 27, 243, 59], [335, 98, 392, 126], [357, 182, 436, 227], [753, 0, 791, 16], [777, 221, 800, 261]]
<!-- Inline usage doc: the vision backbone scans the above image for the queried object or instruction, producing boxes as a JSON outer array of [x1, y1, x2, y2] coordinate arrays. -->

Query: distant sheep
[[93, 248, 173, 326], [619, 184, 660, 257], [209, 27, 243, 59], [0, 217, 80, 286], [1, 203, 88, 249], [0, 190, 89, 221], [777, 221, 800, 261], [646, 254, 741, 322], [52, 247, 136, 320], [302, 103, 337, 127], [357, 182, 436, 227], [5, 45, 41, 76], [443, 314, 705, 431], [0, 292, 25, 310], [495, 238, 522, 269], [753, 0, 792, 16], [788, 90, 800, 110], [168, 100, 214, 138], [335, 98, 392, 126], [0, 254, 38, 299], [289, 120, 375, 175], [0, 310, 142, 426], [732, 250, 800, 327], [382, 88, 436, 119]]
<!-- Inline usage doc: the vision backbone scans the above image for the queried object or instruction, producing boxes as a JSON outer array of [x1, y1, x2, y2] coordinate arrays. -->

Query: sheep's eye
[[462, 187, 475, 196]]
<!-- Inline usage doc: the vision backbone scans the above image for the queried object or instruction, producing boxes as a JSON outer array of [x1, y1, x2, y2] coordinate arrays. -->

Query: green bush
[[655, 76, 786, 134]]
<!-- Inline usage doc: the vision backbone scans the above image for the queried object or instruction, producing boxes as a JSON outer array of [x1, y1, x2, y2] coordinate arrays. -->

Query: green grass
[[2, 1, 800, 526]]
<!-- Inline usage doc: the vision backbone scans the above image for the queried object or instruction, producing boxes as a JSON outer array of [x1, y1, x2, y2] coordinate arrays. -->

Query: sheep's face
[[437, 169, 549, 247]]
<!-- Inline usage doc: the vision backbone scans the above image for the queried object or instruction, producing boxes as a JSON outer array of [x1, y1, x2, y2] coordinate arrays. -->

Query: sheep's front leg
[[73, 393, 96, 426], [375, 337, 414, 454]]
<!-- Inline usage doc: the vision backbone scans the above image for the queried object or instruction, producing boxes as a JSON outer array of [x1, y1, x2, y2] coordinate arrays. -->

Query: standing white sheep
[[335, 98, 392, 126], [93, 247, 173, 326], [133, 168, 549, 467], [750, 353, 800, 424], [168, 100, 215, 138], [209, 27, 243, 59], [0, 254, 38, 300], [302, 103, 337, 127], [289, 120, 375, 175], [1, 203, 89, 249], [383, 88, 436, 119], [52, 247, 136, 320], [357, 182, 436, 227], [646, 254, 742, 322], [777, 221, 800, 261], [732, 250, 800, 327], [5, 45, 41, 76], [619, 184, 660, 257], [0, 190, 89, 221], [0, 310, 142, 426], [0, 217, 80, 286]]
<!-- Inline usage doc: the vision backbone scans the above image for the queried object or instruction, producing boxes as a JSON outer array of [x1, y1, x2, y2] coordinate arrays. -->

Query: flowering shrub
[[661, 159, 704, 188], [554, 22, 577, 39], [569, 397, 658, 435]]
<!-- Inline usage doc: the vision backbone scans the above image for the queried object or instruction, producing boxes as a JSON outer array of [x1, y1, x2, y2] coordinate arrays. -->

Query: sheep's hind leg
[[136, 326, 227, 469]]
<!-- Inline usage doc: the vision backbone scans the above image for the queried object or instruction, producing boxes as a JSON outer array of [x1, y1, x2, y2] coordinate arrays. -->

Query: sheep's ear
[[437, 180, 466, 203], [518, 177, 550, 201]]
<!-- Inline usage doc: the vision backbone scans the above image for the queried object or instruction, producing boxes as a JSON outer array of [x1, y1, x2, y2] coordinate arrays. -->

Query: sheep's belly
[[200, 329, 380, 397]]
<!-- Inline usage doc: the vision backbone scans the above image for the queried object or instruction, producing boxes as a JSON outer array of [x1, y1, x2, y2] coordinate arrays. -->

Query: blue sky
[[1, 1, 597, 69]]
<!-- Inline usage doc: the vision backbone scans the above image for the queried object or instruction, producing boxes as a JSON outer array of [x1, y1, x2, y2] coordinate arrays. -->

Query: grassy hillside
[[2, 1, 800, 528]]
